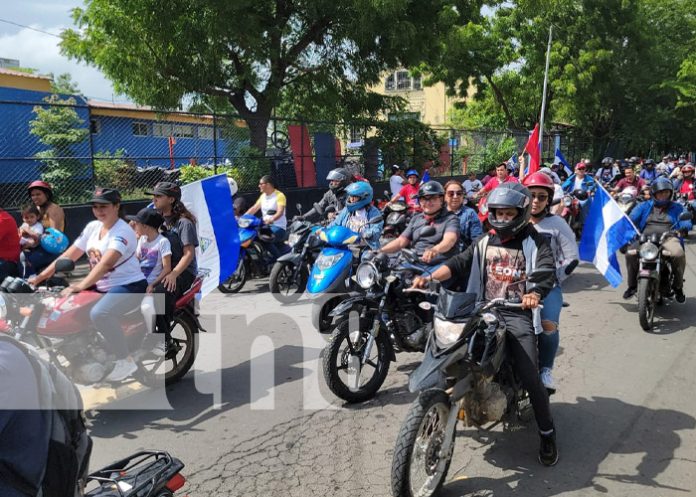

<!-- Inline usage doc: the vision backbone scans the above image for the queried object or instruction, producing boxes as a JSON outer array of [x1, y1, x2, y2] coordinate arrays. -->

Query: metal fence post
[[212, 110, 218, 174], [87, 105, 96, 191]]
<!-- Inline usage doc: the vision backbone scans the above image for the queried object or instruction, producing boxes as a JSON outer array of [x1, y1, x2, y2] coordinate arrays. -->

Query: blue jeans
[[265, 226, 287, 261], [90, 279, 147, 359], [20, 247, 57, 277], [538, 285, 563, 370]]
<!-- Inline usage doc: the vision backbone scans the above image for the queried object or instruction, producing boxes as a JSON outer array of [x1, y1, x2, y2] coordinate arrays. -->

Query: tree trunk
[[247, 116, 269, 155]]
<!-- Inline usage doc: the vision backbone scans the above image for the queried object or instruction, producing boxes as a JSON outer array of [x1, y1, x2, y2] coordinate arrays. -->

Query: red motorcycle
[[0, 259, 203, 386], [562, 189, 589, 239]]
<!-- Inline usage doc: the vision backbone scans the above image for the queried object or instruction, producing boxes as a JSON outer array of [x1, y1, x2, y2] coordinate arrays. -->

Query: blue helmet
[[651, 177, 673, 207], [40, 228, 69, 255], [405, 169, 419, 179], [345, 181, 373, 212]]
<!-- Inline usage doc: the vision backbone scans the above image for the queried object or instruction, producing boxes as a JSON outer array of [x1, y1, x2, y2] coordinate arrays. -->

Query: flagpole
[[538, 25, 553, 161]]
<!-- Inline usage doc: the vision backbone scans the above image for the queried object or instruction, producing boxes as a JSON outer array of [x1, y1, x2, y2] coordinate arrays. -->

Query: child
[[18, 205, 44, 249], [127, 208, 172, 356]]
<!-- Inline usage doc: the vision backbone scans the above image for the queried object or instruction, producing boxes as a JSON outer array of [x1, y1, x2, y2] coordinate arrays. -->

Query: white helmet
[[227, 176, 238, 196]]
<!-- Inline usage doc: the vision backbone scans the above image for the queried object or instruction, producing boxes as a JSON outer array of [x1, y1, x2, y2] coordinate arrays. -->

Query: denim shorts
[[540, 285, 563, 325]]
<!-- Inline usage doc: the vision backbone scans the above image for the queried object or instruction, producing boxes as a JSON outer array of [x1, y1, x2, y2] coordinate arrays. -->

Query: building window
[[396, 71, 411, 90], [132, 122, 148, 136], [413, 76, 422, 90], [174, 124, 194, 138], [153, 123, 173, 137], [90, 119, 101, 134], [350, 126, 363, 144], [385, 73, 395, 91], [388, 112, 420, 122], [198, 126, 215, 140]]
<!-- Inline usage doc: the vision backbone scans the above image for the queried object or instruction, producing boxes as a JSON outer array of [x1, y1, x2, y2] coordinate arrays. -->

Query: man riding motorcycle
[[301, 168, 353, 221], [673, 163, 695, 209], [623, 178, 692, 302], [561, 162, 596, 225], [380, 181, 459, 269], [411, 182, 559, 466], [327, 181, 383, 249], [639, 159, 658, 184], [388, 169, 421, 211]]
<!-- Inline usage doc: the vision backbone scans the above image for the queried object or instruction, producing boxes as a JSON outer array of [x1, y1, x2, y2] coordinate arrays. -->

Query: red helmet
[[522, 171, 555, 197], [28, 180, 53, 193], [681, 164, 694, 175]]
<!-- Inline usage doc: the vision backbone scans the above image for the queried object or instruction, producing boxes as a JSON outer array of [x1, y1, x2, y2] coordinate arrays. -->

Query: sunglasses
[[531, 194, 549, 201], [446, 191, 464, 197]]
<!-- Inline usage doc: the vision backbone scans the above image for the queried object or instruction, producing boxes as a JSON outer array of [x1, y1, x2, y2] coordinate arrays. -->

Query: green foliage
[[50, 73, 82, 95], [369, 119, 446, 172], [93, 149, 135, 191], [30, 94, 89, 202], [456, 135, 517, 174], [179, 145, 267, 193], [179, 165, 216, 185]]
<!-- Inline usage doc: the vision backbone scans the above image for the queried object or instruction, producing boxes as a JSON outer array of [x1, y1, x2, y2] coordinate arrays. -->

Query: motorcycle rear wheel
[[138, 313, 198, 386], [638, 278, 655, 331], [269, 261, 308, 304], [218, 257, 247, 294], [391, 389, 454, 497], [322, 317, 390, 403]]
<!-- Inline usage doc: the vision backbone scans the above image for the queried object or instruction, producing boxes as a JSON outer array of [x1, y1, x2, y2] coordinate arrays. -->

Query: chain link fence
[[1, 97, 597, 210]]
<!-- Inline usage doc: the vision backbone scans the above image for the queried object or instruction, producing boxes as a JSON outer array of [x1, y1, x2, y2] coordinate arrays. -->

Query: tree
[[61, 0, 476, 154], [50, 73, 82, 95]]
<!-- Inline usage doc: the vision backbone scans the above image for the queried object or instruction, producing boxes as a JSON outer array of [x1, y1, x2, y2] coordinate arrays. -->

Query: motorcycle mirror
[[54, 258, 75, 273], [679, 211, 691, 221], [419, 226, 436, 238], [527, 268, 554, 283], [296, 203, 303, 214]]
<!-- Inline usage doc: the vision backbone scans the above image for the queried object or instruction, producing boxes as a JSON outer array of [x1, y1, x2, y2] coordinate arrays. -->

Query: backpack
[[0, 335, 92, 497], [160, 227, 184, 270]]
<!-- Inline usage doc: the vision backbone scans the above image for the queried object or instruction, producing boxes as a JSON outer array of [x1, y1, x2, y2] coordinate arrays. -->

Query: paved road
[[87, 243, 696, 497]]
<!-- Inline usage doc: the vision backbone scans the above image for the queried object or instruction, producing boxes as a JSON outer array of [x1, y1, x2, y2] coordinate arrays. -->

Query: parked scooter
[[0, 259, 203, 386], [218, 211, 289, 294]]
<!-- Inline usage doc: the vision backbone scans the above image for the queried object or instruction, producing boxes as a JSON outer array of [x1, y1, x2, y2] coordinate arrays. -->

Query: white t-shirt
[[136, 234, 172, 285], [74, 219, 143, 291], [573, 176, 584, 191], [390, 174, 404, 197], [19, 221, 43, 247], [255, 190, 287, 230]]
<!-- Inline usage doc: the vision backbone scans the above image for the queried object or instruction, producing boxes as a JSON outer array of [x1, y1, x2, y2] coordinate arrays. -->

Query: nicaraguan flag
[[181, 174, 239, 296], [578, 185, 639, 287], [554, 148, 573, 176], [508, 153, 519, 173]]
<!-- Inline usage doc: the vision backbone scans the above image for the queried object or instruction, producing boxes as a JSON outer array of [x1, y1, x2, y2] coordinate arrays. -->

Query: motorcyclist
[[380, 181, 460, 270], [613, 164, 645, 194], [476, 162, 519, 199], [673, 164, 696, 212], [622, 178, 692, 302], [656, 155, 673, 177], [302, 168, 353, 221], [444, 179, 482, 251], [327, 181, 384, 250], [411, 182, 558, 466], [388, 169, 421, 211], [31, 188, 148, 382], [639, 159, 658, 184], [523, 172, 579, 393], [669, 159, 688, 180], [561, 162, 596, 224]]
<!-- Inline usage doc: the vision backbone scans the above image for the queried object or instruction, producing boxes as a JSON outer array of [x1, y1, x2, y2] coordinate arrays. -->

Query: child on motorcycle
[[328, 181, 383, 249], [411, 182, 559, 466]]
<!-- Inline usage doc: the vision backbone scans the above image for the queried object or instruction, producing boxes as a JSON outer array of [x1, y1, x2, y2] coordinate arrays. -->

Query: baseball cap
[[146, 181, 181, 200], [90, 188, 122, 204], [126, 208, 164, 229]]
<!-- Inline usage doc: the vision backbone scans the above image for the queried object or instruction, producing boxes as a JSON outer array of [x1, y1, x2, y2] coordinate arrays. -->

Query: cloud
[[0, 25, 131, 103]]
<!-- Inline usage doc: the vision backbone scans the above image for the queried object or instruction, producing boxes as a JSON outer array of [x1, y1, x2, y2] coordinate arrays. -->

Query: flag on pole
[[578, 185, 639, 287], [180, 174, 239, 296], [523, 124, 541, 177], [422, 168, 431, 183], [554, 147, 573, 176], [507, 153, 518, 174]]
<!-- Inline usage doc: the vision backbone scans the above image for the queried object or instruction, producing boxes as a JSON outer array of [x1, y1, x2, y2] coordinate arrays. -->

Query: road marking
[[80, 381, 147, 410]]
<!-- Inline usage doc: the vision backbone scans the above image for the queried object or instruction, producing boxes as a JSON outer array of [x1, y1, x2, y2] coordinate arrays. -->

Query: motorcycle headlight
[[355, 262, 380, 289], [288, 233, 302, 247], [314, 253, 343, 270], [0, 294, 6, 320], [434, 316, 466, 346], [563, 197, 572, 206], [639, 242, 659, 261]]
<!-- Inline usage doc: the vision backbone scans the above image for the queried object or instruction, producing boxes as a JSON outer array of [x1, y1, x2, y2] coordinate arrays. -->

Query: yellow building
[[375, 69, 472, 126], [0, 67, 52, 92]]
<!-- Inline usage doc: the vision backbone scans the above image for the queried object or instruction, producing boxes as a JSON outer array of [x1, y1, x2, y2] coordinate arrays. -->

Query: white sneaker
[[540, 368, 556, 394], [106, 359, 138, 382], [151, 340, 167, 357]]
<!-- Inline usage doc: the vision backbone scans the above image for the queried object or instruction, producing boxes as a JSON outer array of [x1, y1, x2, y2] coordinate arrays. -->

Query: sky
[[0, 0, 131, 102]]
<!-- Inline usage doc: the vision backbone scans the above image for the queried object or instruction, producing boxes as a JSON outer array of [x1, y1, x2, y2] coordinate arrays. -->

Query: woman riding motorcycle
[[327, 181, 383, 249], [31, 188, 147, 382]]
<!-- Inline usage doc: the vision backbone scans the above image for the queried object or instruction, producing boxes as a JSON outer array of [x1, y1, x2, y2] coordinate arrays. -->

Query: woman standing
[[31, 188, 147, 382], [245, 175, 287, 261], [23, 181, 66, 275], [523, 172, 579, 394]]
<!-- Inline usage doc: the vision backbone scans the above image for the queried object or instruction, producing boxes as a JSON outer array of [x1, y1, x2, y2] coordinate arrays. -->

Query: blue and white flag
[[507, 153, 519, 174], [181, 174, 239, 296], [554, 147, 573, 176], [578, 185, 639, 287]]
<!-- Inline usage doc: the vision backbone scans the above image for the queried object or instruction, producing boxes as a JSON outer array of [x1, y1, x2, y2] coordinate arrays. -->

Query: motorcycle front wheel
[[269, 261, 308, 304], [138, 313, 198, 386], [637, 278, 656, 331], [322, 317, 390, 403], [218, 257, 247, 294], [391, 389, 454, 497]]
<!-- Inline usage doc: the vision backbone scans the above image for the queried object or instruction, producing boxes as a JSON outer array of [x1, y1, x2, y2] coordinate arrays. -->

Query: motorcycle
[[321, 248, 435, 403], [0, 259, 203, 386], [381, 198, 409, 242], [391, 272, 551, 497], [218, 211, 289, 294], [676, 190, 695, 228], [86, 451, 186, 496], [628, 214, 690, 331], [616, 186, 639, 215], [562, 189, 588, 239]]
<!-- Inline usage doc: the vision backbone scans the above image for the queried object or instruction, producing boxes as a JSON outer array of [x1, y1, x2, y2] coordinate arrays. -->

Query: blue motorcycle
[[218, 213, 288, 294]]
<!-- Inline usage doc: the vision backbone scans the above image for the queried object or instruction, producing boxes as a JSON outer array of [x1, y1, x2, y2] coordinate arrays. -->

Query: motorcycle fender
[[450, 373, 475, 402], [408, 344, 450, 392], [178, 307, 206, 333], [276, 252, 302, 265]]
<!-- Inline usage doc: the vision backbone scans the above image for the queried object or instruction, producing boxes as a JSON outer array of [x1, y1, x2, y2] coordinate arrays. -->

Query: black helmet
[[326, 168, 352, 193], [678, 159, 687, 166], [487, 183, 532, 239], [417, 180, 445, 198], [601, 157, 613, 166], [651, 177, 673, 198], [643, 158, 655, 167], [628, 156, 639, 165]]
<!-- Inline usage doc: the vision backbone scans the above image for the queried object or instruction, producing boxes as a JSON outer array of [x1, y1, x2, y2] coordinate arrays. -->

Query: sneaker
[[539, 429, 559, 466], [622, 287, 637, 299], [106, 359, 138, 382], [151, 340, 167, 357], [540, 368, 556, 395], [674, 288, 686, 304]]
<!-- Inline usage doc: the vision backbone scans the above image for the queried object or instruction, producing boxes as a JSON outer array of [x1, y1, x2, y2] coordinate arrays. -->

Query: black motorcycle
[[381, 196, 410, 243], [268, 204, 325, 304], [321, 249, 435, 403], [390, 273, 550, 497]]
